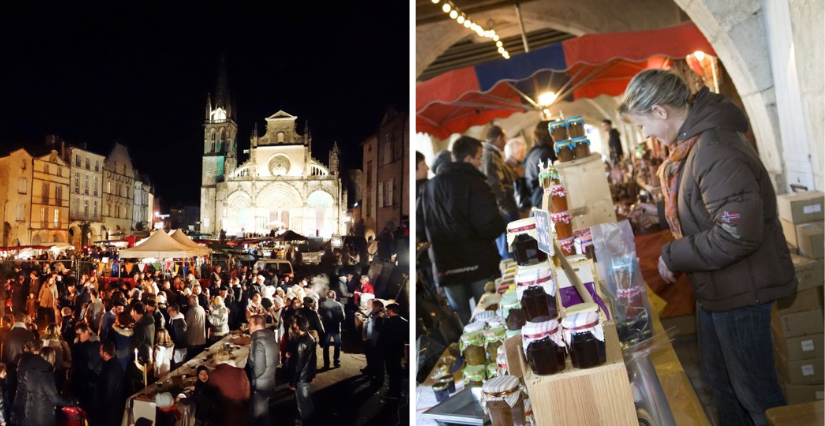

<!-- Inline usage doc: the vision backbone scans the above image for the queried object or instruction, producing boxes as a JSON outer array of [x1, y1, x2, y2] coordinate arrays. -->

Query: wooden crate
[[515, 321, 637, 426], [554, 153, 616, 230]]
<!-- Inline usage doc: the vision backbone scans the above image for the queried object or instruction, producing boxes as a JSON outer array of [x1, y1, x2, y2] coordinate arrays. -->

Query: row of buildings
[[0, 137, 156, 250]]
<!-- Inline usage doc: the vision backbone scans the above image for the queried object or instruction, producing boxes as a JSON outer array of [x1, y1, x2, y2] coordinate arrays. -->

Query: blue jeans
[[697, 302, 785, 426], [443, 277, 489, 326], [322, 331, 342, 367], [295, 382, 314, 422], [495, 212, 519, 260]]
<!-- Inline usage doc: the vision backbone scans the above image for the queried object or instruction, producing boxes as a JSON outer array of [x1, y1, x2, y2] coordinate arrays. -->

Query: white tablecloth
[[121, 334, 251, 426]]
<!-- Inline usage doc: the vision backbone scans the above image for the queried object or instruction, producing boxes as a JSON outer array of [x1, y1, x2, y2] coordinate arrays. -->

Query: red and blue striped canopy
[[416, 22, 714, 139]]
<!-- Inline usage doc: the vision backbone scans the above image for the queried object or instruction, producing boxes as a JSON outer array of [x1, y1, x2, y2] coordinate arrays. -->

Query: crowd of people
[[0, 257, 407, 426]]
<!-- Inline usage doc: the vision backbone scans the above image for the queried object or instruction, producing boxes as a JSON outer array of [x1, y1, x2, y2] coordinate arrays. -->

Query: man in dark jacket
[[481, 125, 519, 260], [622, 73, 796, 424], [601, 119, 624, 164], [318, 290, 345, 369], [246, 315, 278, 426], [377, 303, 408, 400], [524, 120, 557, 208], [417, 136, 505, 325], [130, 302, 155, 360], [94, 341, 126, 426], [289, 315, 316, 426], [2, 314, 33, 402], [298, 297, 325, 343], [71, 323, 102, 414]]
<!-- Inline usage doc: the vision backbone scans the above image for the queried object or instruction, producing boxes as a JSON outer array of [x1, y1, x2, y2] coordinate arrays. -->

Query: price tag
[[801, 364, 815, 376], [533, 209, 553, 255], [801, 340, 815, 351]]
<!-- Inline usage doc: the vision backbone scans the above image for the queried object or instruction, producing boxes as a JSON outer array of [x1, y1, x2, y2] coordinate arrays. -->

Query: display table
[[121, 332, 251, 426]]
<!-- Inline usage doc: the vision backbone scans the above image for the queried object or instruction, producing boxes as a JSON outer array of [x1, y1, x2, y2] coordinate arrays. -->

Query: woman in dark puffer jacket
[[21, 347, 75, 426]]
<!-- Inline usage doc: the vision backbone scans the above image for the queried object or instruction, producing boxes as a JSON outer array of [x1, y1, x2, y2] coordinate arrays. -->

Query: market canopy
[[416, 22, 715, 139], [119, 230, 199, 259], [273, 230, 308, 242], [169, 229, 212, 256]]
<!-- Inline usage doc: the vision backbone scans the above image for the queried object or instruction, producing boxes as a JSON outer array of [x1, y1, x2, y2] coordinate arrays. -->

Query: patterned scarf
[[658, 134, 700, 239]]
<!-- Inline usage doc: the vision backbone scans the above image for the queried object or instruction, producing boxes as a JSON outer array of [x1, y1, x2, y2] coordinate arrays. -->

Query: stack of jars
[[544, 166, 575, 257], [549, 116, 592, 163], [484, 324, 506, 379], [460, 322, 488, 386]]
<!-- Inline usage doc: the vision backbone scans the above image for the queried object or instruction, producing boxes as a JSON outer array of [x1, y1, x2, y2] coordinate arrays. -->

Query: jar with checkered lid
[[499, 292, 525, 332], [507, 218, 547, 266], [521, 318, 566, 375], [482, 375, 525, 426], [516, 261, 557, 322], [561, 311, 606, 369], [460, 322, 488, 366]]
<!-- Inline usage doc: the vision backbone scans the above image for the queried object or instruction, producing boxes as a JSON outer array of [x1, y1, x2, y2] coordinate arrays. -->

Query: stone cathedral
[[200, 59, 345, 238]]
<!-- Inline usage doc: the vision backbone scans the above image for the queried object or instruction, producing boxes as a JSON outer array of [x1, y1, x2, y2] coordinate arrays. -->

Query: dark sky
[[0, 2, 409, 210]]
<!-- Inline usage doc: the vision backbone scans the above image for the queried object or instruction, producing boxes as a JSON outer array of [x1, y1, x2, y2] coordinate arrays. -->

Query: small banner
[[533, 209, 553, 255]]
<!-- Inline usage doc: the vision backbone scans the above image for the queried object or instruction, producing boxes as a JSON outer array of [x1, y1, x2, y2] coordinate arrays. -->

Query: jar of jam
[[554, 140, 575, 163], [550, 210, 573, 240], [558, 237, 575, 256], [567, 116, 585, 138], [562, 311, 606, 369], [460, 322, 488, 366], [463, 364, 487, 387], [515, 261, 558, 322], [549, 120, 568, 142], [500, 292, 526, 331], [522, 319, 566, 375], [487, 363, 498, 379], [507, 218, 538, 252], [510, 234, 547, 266], [571, 136, 591, 159], [432, 381, 451, 403], [482, 375, 525, 426], [548, 183, 568, 213], [485, 325, 506, 361]]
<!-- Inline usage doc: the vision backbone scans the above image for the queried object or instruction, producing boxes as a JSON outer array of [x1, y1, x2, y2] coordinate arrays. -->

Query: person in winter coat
[[207, 349, 250, 426], [246, 315, 278, 426], [38, 276, 59, 324], [130, 302, 155, 361], [208, 295, 230, 342], [318, 290, 345, 369], [85, 289, 105, 333], [523, 120, 557, 208], [110, 312, 134, 372], [377, 303, 408, 400], [289, 315, 317, 426], [360, 299, 385, 379], [70, 323, 101, 414], [184, 295, 206, 359], [622, 69, 796, 425], [18, 347, 75, 426], [481, 125, 520, 260], [297, 297, 324, 343], [93, 341, 126, 426], [166, 303, 188, 367], [417, 136, 505, 324]]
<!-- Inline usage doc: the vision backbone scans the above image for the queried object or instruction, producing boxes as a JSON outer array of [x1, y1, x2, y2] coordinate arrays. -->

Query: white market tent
[[119, 230, 201, 259], [169, 229, 212, 256]]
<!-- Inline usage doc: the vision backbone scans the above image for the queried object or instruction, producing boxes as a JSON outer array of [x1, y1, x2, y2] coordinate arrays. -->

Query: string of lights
[[430, 0, 510, 59]]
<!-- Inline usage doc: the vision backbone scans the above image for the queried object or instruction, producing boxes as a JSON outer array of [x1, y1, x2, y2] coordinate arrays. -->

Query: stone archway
[[31, 234, 41, 245]]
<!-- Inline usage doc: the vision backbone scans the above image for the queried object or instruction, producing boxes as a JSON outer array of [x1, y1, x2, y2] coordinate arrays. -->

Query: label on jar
[[801, 364, 815, 376], [801, 339, 815, 351]]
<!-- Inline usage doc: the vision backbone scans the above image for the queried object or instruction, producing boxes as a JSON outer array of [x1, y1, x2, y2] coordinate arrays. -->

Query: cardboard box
[[780, 383, 825, 405], [792, 254, 825, 291], [775, 353, 824, 385], [773, 328, 824, 361], [771, 308, 824, 338], [782, 219, 799, 247], [797, 222, 824, 259], [775, 286, 825, 315], [777, 191, 825, 224], [788, 242, 798, 255]]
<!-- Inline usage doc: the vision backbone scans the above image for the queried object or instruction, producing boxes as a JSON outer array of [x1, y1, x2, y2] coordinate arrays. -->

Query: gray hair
[[504, 138, 527, 160], [618, 69, 691, 118]]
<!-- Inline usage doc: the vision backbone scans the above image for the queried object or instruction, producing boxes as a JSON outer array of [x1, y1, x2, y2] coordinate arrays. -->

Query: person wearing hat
[[298, 297, 325, 344], [99, 299, 125, 342]]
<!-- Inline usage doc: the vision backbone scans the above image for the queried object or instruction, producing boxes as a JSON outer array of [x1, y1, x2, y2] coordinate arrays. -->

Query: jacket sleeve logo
[[721, 211, 741, 224]]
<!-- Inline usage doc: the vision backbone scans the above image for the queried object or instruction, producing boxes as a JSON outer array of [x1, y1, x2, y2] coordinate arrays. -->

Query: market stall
[[117, 230, 211, 279]]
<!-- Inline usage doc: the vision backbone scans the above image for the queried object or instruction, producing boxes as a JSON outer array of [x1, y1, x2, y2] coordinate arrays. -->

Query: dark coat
[[207, 363, 250, 426], [377, 315, 408, 360], [297, 307, 325, 335], [523, 144, 556, 208], [93, 357, 126, 426], [110, 325, 133, 372], [318, 298, 345, 334], [661, 87, 797, 312], [2, 326, 33, 366], [289, 333, 316, 387], [70, 339, 102, 394], [417, 162, 505, 286], [21, 357, 73, 426], [246, 329, 278, 391], [168, 315, 188, 349], [131, 314, 155, 358]]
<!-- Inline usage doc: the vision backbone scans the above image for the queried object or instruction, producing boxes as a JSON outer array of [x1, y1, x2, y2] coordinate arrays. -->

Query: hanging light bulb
[[463, 20, 471, 28], [496, 41, 503, 48], [457, 14, 465, 24], [493, 35, 500, 41], [498, 47, 505, 54], [442, 3, 451, 13], [693, 50, 706, 61], [449, 10, 458, 19], [431, 0, 440, 3]]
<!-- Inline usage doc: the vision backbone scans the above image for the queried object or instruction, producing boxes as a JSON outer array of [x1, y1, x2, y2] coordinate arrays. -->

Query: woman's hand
[[631, 203, 660, 228], [658, 256, 676, 284]]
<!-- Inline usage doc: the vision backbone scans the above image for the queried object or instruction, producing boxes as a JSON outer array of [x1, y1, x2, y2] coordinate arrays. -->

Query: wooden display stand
[[554, 153, 616, 230], [505, 321, 636, 426]]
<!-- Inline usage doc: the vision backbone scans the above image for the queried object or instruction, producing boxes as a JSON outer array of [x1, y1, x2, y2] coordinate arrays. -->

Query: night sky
[[0, 2, 409, 210]]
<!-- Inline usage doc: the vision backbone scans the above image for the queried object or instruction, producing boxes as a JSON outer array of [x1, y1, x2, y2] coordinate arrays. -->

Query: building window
[[387, 179, 394, 207], [17, 178, 27, 194], [40, 207, 45, 226], [54, 209, 59, 227], [84, 175, 89, 195], [378, 183, 383, 208], [384, 139, 392, 165], [107, 182, 111, 194], [93, 176, 98, 196], [75, 155, 80, 167], [55, 186, 62, 204], [83, 200, 89, 218], [44, 164, 50, 175], [366, 161, 372, 186], [366, 195, 371, 217], [107, 203, 111, 216], [93, 201, 98, 219], [74, 173, 80, 194], [95, 160, 99, 172], [42, 183, 49, 204], [73, 202, 78, 217], [15, 204, 24, 221], [85, 157, 90, 170], [114, 205, 119, 218]]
